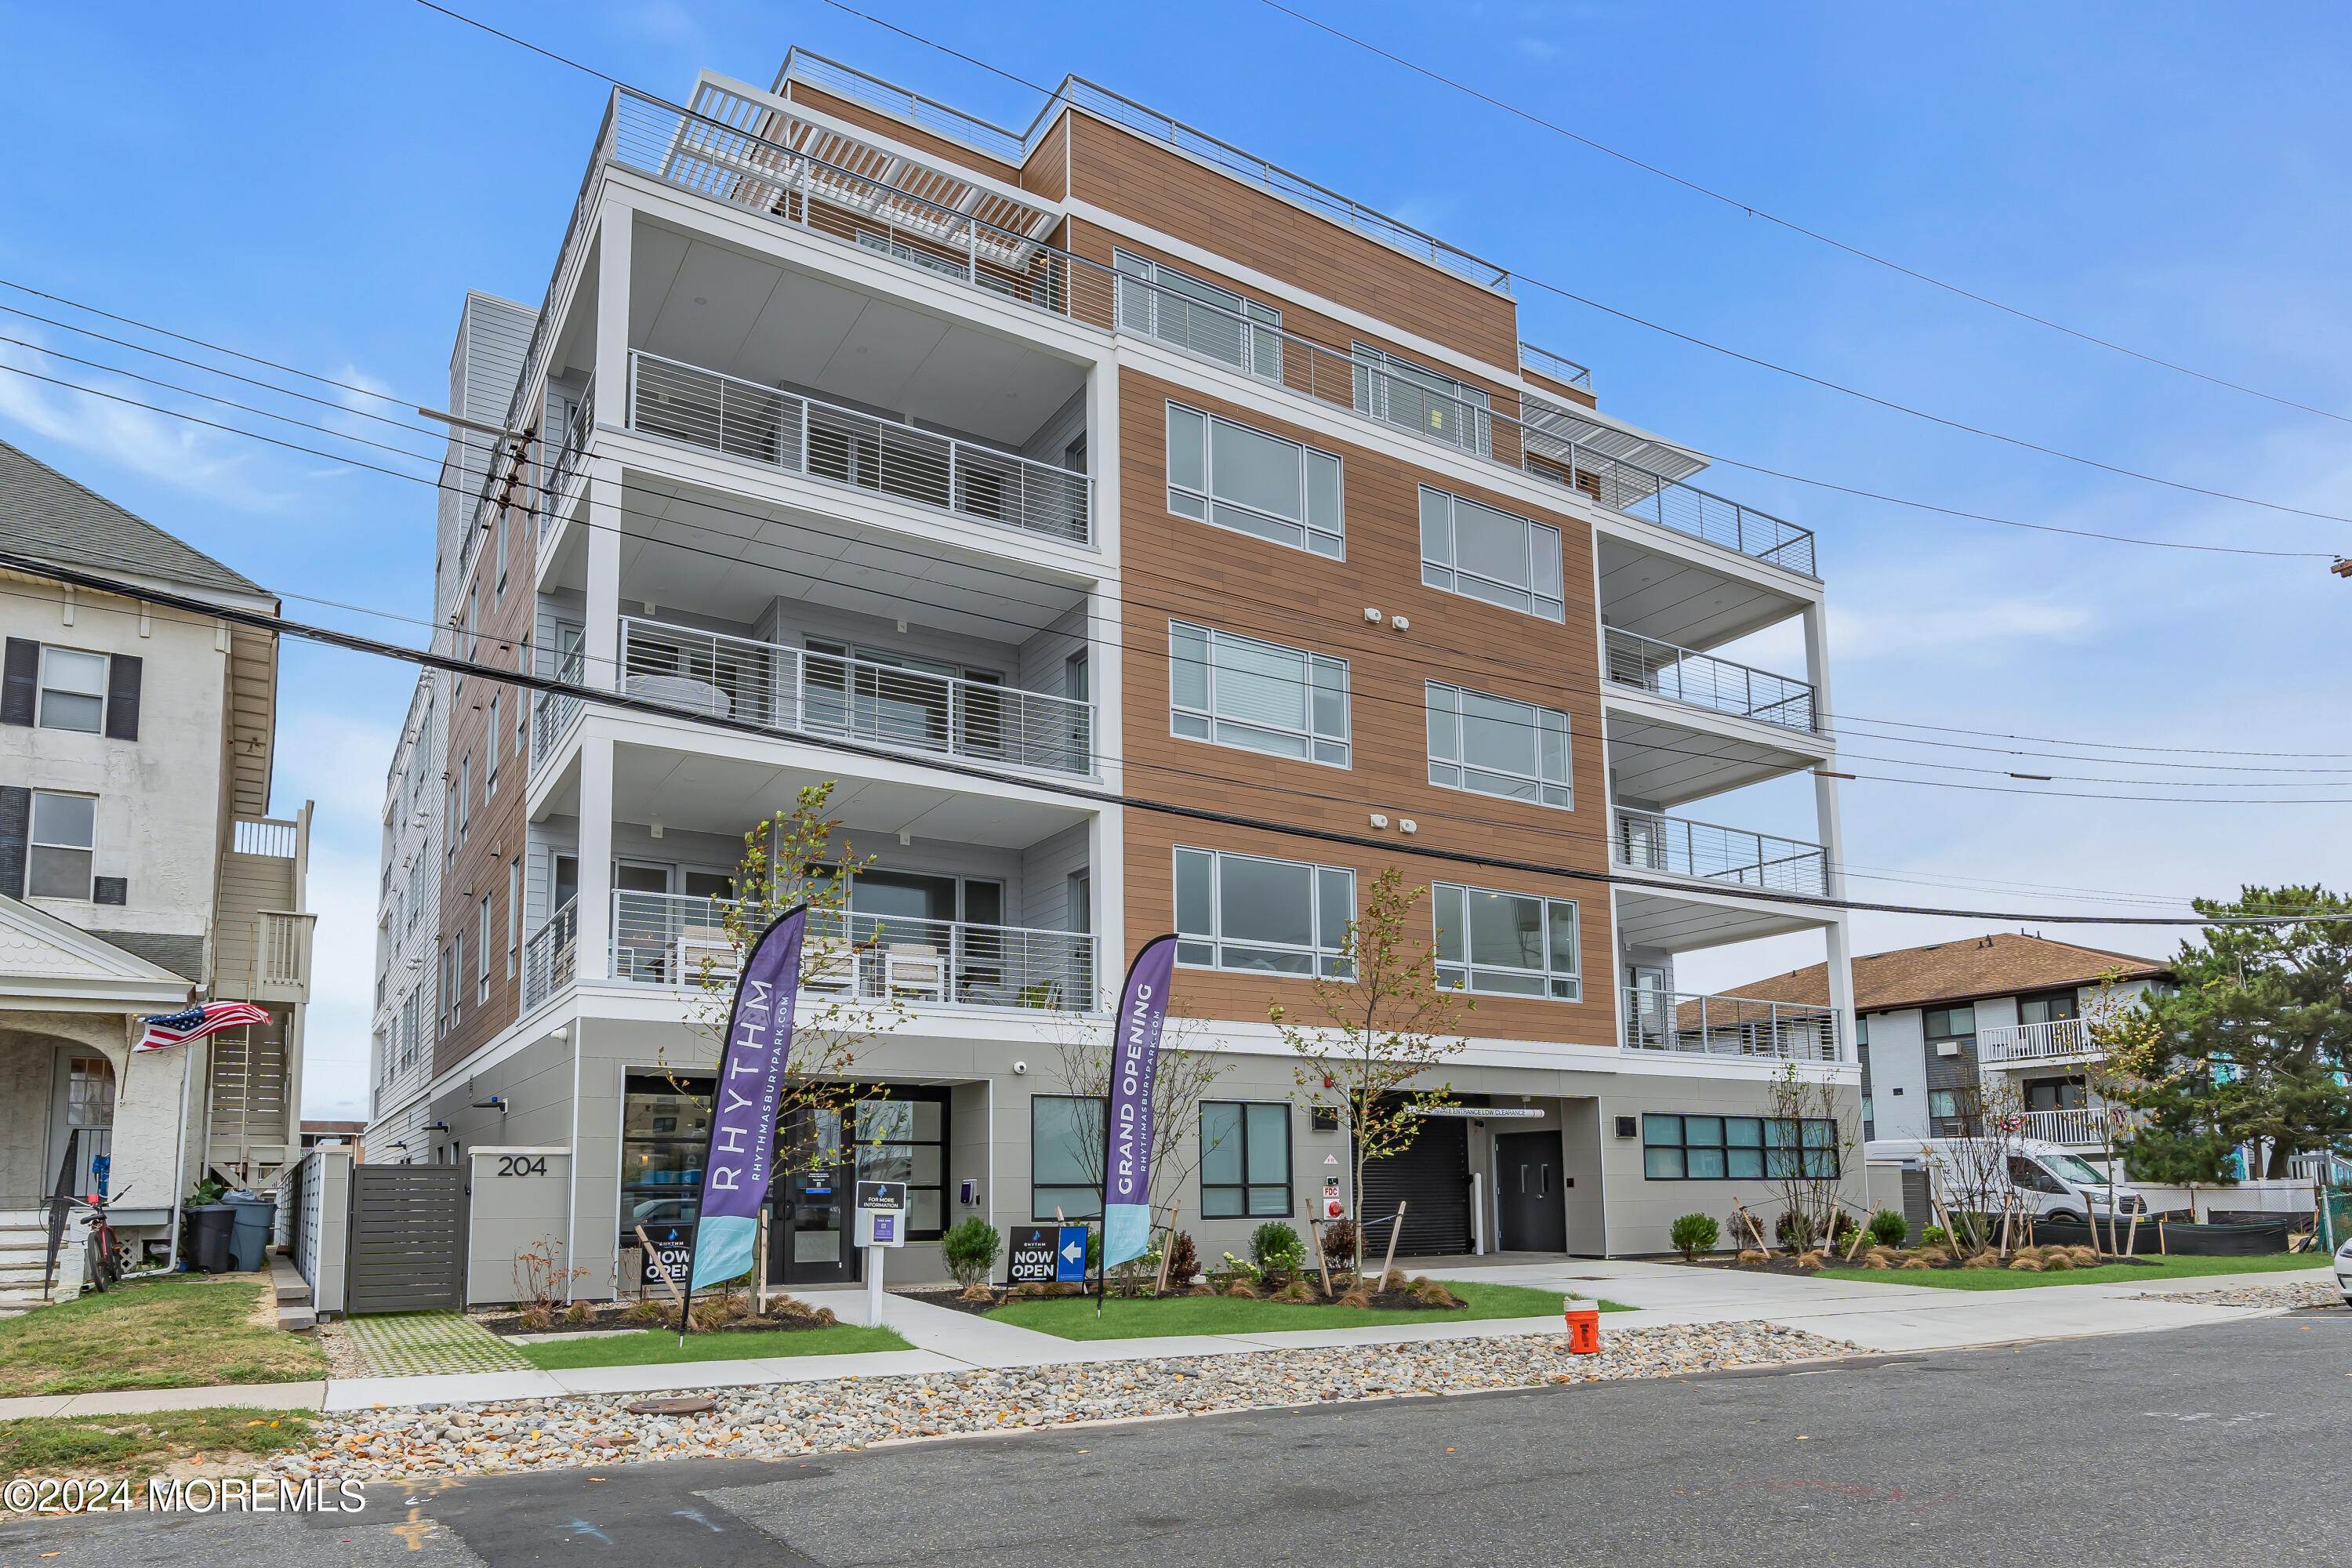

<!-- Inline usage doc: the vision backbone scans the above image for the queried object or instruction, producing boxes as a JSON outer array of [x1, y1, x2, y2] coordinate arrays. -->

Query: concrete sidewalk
[[1, 1262, 2327, 1421]]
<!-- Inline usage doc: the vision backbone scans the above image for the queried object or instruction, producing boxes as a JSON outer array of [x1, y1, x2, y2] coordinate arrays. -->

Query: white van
[[1864, 1137, 2154, 1225]]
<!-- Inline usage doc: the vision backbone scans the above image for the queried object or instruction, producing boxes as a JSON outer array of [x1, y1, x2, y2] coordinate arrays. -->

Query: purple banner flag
[[684, 905, 808, 1295], [1100, 934, 1179, 1269]]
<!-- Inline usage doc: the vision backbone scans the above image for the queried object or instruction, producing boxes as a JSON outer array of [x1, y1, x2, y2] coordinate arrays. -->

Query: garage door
[[1361, 1115, 1471, 1258]]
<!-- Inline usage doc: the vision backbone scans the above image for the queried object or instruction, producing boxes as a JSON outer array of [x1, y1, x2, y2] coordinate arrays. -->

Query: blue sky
[[2, 2, 2347, 1117]]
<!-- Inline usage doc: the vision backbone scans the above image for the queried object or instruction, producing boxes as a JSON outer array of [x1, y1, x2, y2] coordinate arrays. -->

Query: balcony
[[531, 686, 586, 773], [617, 617, 1093, 776], [1605, 629, 1817, 732], [2020, 1107, 2132, 1146], [1519, 341, 1593, 394], [523, 898, 579, 1012], [1622, 987, 1839, 1061], [1980, 1016, 2099, 1065], [627, 351, 1093, 547], [610, 890, 1094, 1011], [1613, 806, 1826, 896], [555, 85, 1816, 579]]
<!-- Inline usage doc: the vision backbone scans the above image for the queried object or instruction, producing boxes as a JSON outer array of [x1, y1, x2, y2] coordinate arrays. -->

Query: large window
[[621, 1072, 710, 1247], [1200, 1101, 1292, 1218], [1353, 344, 1490, 456], [1426, 684, 1572, 808], [27, 790, 95, 899], [1419, 488, 1564, 622], [1032, 1094, 1103, 1219], [1170, 622, 1349, 767], [38, 648, 108, 733], [1642, 1114, 1840, 1180], [1432, 882, 1579, 1000], [1165, 403, 1343, 559], [1115, 250, 1281, 380], [1175, 847, 1356, 978], [855, 1094, 948, 1236]]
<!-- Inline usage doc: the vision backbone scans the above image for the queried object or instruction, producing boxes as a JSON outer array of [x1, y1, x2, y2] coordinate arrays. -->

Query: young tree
[[1271, 866, 1475, 1242], [2107, 887, 2352, 1181], [1763, 1060, 1866, 1250], [1043, 1007, 1230, 1244]]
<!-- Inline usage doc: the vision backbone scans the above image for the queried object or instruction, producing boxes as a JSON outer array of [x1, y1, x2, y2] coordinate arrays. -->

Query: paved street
[[9, 1310, 2347, 1567]]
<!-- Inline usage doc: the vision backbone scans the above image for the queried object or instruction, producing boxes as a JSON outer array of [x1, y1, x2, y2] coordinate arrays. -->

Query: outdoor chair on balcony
[[884, 944, 946, 1002], [673, 925, 738, 984], [622, 672, 734, 719], [802, 938, 857, 993]]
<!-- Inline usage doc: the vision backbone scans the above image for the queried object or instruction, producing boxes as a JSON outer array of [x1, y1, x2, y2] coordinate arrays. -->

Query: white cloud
[[1831, 594, 2099, 663]]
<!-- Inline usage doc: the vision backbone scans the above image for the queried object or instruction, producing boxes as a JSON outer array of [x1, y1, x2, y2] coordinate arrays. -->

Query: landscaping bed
[[1, 1408, 314, 1483], [0, 1277, 325, 1398], [474, 1295, 844, 1338]]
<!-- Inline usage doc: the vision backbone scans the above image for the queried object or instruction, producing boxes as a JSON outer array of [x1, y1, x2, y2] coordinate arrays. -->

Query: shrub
[[1795, 1250, 1827, 1270], [1407, 1276, 1465, 1308], [1224, 1279, 1262, 1300], [1671, 1212, 1721, 1261], [626, 1296, 670, 1322], [1962, 1250, 2002, 1270], [1921, 1225, 1950, 1248], [1867, 1209, 1910, 1248], [1723, 1210, 1769, 1250], [941, 1215, 1003, 1290], [1736, 1248, 1769, 1266], [1774, 1210, 1818, 1251], [1322, 1219, 1358, 1271], [2009, 1257, 2044, 1272], [2042, 1250, 2075, 1272], [2067, 1245, 2099, 1265], [1336, 1287, 1373, 1308], [1831, 1212, 1860, 1244], [564, 1300, 593, 1323], [1269, 1277, 1317, 1303], [1164, 1230, 1200, 1286], [1898, 1257, 1933, 1270], [1249, 1221, 1305, 1276], [1861, 1253, 1892, 1270]]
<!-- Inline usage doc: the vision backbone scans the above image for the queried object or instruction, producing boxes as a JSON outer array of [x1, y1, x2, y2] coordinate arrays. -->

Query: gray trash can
[[190, 1203, 236, 1273], [226, 1196, 276, 1273]]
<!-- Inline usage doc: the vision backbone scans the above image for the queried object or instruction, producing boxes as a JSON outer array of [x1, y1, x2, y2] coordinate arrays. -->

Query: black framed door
[[771, 1106, 854, 1285], [1495, 1130, 1567, 1253]]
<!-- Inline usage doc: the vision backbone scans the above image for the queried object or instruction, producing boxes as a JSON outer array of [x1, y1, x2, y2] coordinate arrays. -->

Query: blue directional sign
[[1055, 1225, 1088, 1284]]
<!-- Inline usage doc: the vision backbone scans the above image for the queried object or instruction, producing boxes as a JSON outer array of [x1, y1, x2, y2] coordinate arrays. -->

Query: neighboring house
[[1722, 932, 2171, 1156], [0, 437, 314, 1267], [300, 1120, 365, 1151], [378, 46, 1860, 1294]]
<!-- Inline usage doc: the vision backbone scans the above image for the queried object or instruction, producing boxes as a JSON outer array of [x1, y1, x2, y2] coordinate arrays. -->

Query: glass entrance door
[[775, 1106, 853, 1285]]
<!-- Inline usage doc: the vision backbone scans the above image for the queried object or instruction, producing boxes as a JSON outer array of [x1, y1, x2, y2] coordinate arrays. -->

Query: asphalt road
[[9, 1311, 2351, 1568]]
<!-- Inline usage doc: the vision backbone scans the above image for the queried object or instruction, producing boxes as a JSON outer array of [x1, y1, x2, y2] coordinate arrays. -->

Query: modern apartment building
[[1724, 932, 2171, 1158], [368, 49, 1860, 1294], [0, 437, 314, 1271]]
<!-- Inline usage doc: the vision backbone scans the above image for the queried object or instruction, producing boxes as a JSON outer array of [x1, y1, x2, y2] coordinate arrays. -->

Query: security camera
[[1012, 1060, 1029, 1075]]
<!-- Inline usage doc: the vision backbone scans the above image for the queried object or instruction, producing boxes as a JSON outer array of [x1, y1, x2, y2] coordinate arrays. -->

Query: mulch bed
[[1682, 1252, 2165, 1276], [474, 1301, 843, 1337], [902, 1281, 1468, 1314]]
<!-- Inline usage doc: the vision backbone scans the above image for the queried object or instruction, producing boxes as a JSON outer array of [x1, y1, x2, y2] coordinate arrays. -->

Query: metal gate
[[1362, 1115, 1472, 1258], [345, 1165, 466, 1313]]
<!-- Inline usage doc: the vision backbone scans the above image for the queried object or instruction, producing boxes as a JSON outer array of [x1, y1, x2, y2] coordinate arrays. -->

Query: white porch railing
[[1612, 806, 1827, 895], [1604, 629, 1818, 732], [619, 616, 1094, 776], [522, 897, 579, 1012], [2288, 1150, 2352, 1188], [1980, 1016, 2097, 1063], [628, 350, 1094, 546], [612, 890, 1095, 1012], [1621, 987, 1840, 1061], [2019, 1107, 2130, 1145]]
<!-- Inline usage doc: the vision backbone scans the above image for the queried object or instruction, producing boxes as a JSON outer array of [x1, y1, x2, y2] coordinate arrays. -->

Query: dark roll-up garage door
[[1361, 1115, 1471, 1258]]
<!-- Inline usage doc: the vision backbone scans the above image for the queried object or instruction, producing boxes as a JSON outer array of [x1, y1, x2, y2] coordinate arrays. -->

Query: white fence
[[289, 1145, 351, 1315]]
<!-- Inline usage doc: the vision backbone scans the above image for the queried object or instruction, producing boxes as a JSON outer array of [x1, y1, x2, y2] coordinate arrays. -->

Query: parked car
[[2335, 1236, 2352, 1306], [1864, 1137, 2154, 1225]]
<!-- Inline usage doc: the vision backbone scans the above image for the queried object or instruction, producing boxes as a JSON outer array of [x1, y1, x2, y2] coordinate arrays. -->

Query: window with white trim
[[1174, 846, 1354, 978], [1170, 622, 1348, 767], [27, 790, 95, 899], [1165, 403, 1343, 559], [1426, 683, 1571, 808], [1419, 487, 1564, 621], [1115, 250, 1281, 380], [1432, 882, 1580, 1000], [37, 648, 108, 733]]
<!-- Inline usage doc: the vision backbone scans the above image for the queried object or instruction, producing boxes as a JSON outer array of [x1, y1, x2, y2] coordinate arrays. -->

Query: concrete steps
[[270, 1255, 317, 1332], [0, 1210, 83, 1316]]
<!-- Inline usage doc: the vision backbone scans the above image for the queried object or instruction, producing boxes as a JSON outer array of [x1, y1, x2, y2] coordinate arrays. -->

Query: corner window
[[1420, 487, 1564, 622], [1170, 622, 1348, 767], [1031, 1094, 1104, 1219], [1115, 250, 1281, 380], [1200, 1102, 1293, 1218], [1165, 403, 1343, 559], [1432, 882, 1579, 1000], [1174, 846, 1354, 978], [1426, 683, 1571, 808], [27, 791, 95, 899], [1642, 1114, 1838, 1180]]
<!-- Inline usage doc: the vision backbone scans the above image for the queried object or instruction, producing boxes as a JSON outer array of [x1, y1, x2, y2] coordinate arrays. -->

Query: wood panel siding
[[1523, 367, 1599, 412], [1021, 109, 1070, 203], [780, 82, 1025, 188], [1067, 112, 1521, 372], [1116, 368, 1617, 1047]]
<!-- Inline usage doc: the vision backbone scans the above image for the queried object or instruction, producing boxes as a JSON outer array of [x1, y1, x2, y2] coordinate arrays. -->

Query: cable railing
[[627, 351, 1093, 546], [543, 373, 595, 514], [1604, 629, 1817, 732], [1519, 341, 1594, 393], [1612, 807, 1826, 896], [586, 85, 1818, 579], [612, 890, 1096, 1011], [530, 685, 586, 771], [619, 616, 1094, 776], [522, 898, 579, 1012], [1622, 987, 1840, 1061]]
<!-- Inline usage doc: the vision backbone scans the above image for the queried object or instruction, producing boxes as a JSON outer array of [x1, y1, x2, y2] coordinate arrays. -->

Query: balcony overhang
[[1613, 881, 1834, 953], [1596, 533, 1816, 652], [1602, 696, 1832, 808]]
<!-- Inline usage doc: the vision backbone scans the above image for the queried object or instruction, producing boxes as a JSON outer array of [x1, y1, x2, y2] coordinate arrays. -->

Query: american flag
[[135, 1001, 268, 1052]]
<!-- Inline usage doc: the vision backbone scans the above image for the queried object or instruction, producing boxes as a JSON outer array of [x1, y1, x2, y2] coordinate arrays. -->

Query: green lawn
[[0, 1407, 314, 1482], [988, 1280, 1626, 1341], [513, 1323, 909, 1369], [0, 1277, 326, 1396], [1817, 1252, 2329, 1291]]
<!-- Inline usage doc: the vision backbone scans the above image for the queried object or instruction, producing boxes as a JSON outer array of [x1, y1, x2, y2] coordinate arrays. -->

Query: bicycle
[[64, 1186, 132, 1293]]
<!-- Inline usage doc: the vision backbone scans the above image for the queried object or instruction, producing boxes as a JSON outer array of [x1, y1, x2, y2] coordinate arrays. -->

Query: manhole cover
[[626, 1396, 717, 1415]]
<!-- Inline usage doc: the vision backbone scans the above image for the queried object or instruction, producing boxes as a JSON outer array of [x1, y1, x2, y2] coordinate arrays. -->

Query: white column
[[581, 199, 632, 699], [1801, 599, 1858, 1061], [592, 201, 633, 430], [575, 734, 615, 981], [583, 470, 622, 694]]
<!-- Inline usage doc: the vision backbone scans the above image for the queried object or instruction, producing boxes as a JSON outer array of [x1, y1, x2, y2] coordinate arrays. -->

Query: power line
[[1252, 0, 2352, 430], [2, 542, 2315, 927]]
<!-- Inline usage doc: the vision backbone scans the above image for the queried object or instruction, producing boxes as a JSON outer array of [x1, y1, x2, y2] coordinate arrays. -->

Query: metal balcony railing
[[619, 616, 1094, 775], [628, 351, 1094, 546], [531, 686, 585, 771], [1612, 807, 1827, 896], [522, 898, 579, 1012], [1519, 341, 1594, 392], [1604, 628, 1818, 732], [612, 890, 1095, 1011], [1979, 1016, 2098, 1064], [543, 373, 594, 514], [570, 85, 1818, 578], [1622, 987, 1840, 1061]]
